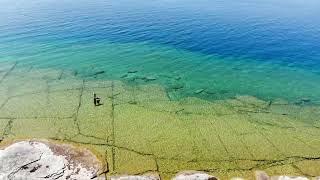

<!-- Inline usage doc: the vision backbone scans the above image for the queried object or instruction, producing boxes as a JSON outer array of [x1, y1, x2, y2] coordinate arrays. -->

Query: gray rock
[[271, 176, 309, 180], [230, 178, 244, 180], [111, 173, 160, 180], [255, 171, 270, 180], [255, 171, 311, 180], [173, 171, 218, 180], [0, 141, 103, 180]]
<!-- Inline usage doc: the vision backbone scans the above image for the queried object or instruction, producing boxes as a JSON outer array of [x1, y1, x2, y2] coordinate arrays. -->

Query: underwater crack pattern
[[1, 64, 320, 178], [0, 62, 17, 85]]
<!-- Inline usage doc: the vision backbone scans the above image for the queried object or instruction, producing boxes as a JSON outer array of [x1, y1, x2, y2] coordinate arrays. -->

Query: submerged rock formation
[[0, 140, 103, 179], [194, 89, 205, 94], [1, 63, 320, 179]]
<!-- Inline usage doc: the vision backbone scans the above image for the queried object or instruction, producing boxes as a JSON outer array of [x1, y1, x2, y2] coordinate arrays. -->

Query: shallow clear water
[[1, 0, 320, 101], [2, 1, 320, 177]]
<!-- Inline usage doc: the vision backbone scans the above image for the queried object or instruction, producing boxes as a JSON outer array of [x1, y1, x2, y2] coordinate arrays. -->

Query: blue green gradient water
[[1, 0, 320, 102]]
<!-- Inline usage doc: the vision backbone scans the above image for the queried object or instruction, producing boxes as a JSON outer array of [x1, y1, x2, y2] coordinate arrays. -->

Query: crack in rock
[[7, 153, 44, 179], [0, 62, 17, 84]]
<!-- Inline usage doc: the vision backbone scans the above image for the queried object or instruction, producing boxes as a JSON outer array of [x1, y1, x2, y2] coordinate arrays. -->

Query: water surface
[[1, 0, 320, 102], [1, 0, 320, 178]]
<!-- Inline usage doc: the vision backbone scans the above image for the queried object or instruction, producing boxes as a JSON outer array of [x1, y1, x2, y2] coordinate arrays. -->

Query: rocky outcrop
[[0, 140, 103, 180]]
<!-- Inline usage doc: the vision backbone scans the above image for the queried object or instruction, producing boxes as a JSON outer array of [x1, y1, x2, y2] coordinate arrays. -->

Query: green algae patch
[[0, 63, 320, 179], [115, 147, 157, 174], [293, 160, 320, 177], [9, 118, 78, 140], [0, 119, 11, 141], [0, 90, 80, 118]]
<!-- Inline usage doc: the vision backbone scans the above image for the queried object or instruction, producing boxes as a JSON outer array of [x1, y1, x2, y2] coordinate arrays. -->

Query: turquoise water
[[1, 0, 320, 102]]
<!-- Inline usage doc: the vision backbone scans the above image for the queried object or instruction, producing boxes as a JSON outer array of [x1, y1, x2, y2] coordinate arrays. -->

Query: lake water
[[1, 0, 320, 102], [1, 0, 320, 178]]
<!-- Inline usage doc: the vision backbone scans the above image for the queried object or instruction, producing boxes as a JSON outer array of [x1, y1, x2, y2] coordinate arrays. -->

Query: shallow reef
[[1, 61, 320, 179]]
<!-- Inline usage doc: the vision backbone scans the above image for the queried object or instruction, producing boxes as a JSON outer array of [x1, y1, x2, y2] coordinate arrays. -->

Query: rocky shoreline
[[0, 141, 318, 180], [0, 140, 103, 179]]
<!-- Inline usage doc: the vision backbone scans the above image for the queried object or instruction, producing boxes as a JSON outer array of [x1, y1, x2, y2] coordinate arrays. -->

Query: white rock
[[111, 174, 160, 180], [0, 141, 103, 180], [271, 176, 309, 180], [173, 171, 217, 180], [230, 177, 245, 180], [256, 171, 270, 180]]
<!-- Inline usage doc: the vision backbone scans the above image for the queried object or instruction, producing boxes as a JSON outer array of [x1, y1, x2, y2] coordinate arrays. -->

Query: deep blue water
[[1, 0, 320, 101]]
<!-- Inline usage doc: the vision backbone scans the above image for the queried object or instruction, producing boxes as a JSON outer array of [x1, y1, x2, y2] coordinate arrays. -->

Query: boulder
[[230, 178, 245, 180], [173, 171, 218, 180], [0, 140, 103, 180], [111, 173, 160, 180], [271, 176, 309, 180], [256, 171, 270, 180], [255, 171, 310, 180]]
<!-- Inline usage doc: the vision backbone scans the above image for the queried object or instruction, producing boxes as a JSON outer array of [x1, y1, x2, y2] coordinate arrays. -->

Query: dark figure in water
[[93, 93, 102, 106]]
